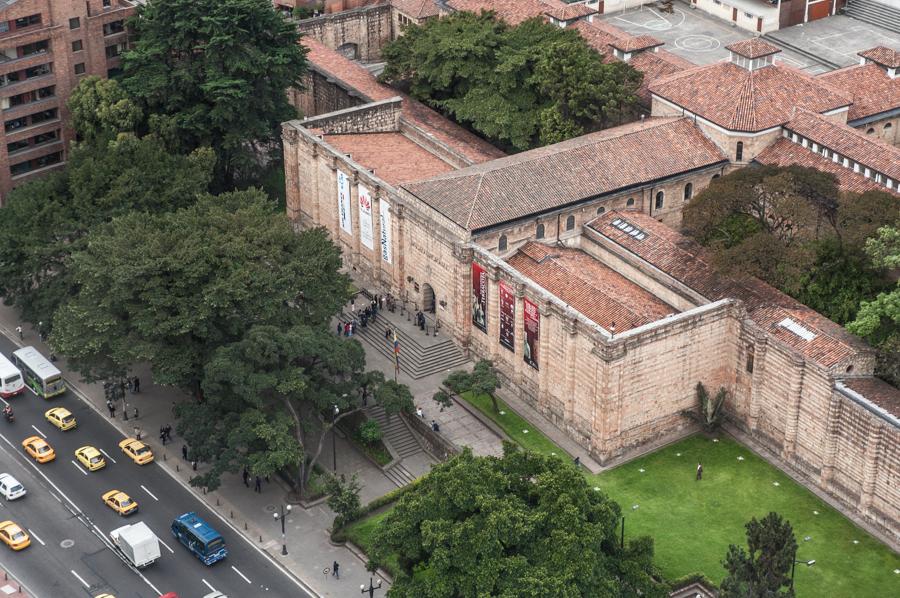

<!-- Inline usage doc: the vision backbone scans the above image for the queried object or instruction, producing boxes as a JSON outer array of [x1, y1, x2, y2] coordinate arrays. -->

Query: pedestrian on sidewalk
[[132, 376, 140, 394], [160, 426, 167, 446], [332, 561, 340, 579], [416, 407, 424, 418], [15, 326, 22, 340], [242, 468, 250, 487], [573, 456, 580, 467], [133, 406, 139, 420], [337, 322, 342, 336], [385, 327, 391, 341], [164, 424, 172, 442], [133, 425, 141, 440], [182, 444, 188, 460], [254, 476, 262, 493], [107, 400, 116, 418]]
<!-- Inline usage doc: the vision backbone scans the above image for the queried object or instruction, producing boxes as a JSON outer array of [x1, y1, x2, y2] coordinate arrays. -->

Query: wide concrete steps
[[844, 0, 900, 35], [367, 403, 422, 459], [341, 311, 469, 379], [761, 33, 843, 70], [383, 462, 415, 487]]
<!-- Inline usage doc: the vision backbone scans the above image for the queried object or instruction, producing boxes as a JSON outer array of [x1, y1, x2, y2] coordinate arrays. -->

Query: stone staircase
[[761, 33, 843, 71], [367, 403, 420, 487], [341, 310, 469, 379], [844, 0, 900, 35]]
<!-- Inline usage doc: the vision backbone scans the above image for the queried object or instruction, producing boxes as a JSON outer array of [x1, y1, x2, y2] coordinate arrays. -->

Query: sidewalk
[[0, 305, 390, 598], [0, 566, 33, 597]]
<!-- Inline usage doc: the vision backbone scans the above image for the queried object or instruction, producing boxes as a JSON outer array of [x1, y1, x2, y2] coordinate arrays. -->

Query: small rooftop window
[[778, 317, 816, 342], [610, 218, 647, 241]]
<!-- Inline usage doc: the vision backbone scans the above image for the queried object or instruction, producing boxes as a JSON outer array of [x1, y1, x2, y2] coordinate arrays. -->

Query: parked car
[[0, 473, 25, 500]]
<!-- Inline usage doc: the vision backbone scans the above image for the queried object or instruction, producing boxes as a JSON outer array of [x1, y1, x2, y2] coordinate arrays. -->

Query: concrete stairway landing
[[366, 402, 422, 487], [844, 0, 900, 35]]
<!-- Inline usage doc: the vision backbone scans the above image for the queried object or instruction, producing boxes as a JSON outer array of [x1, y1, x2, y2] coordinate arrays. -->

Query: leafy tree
[[51, 191, 347, 391], [326, 473, 362, 525], [372, 444, 665, 597], [441, 359, 502, 412], [356, 420, 382, 445], [380, 13, 640, 151], [721, 512, 798, 598], [67, 76, 142, 145], [0, 135, 213, 327], [120, 0, 308, 189]]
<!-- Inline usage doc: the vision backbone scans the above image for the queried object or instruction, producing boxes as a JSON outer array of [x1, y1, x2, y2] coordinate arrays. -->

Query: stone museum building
[[283, 12, 900, 544]]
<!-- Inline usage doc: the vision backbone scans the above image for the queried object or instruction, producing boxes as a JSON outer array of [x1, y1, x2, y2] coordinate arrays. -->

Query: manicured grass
[[461, 392, 566, 457], [587, 435, 900, 598], [345, 509, 399, 575]]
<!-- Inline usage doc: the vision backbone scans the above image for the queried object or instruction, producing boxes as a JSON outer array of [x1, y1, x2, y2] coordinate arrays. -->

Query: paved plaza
[[766, 14, 900, 68]]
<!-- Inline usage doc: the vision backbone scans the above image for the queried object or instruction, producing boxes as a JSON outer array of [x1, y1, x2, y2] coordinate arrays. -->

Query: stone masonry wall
[[296, 3, 393, 62], [302, 97, 402, 134]]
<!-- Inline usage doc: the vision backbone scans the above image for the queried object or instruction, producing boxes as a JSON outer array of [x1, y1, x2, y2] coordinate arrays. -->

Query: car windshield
[[120, 498, 133, 507], [62, 415, 74, 423], [10, 485, 22, 492], [206, 538, 224, 551], [11, 530, 25, 541], [3, 374, 20, 384], [36, 445, 49, 453], [134, 445, 150, 455], [90, 456, 102, 464]]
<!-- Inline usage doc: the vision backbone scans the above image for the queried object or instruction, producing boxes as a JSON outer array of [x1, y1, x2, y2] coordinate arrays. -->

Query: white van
[[0, 353, 24, 398], [0, 473, 26, 500]]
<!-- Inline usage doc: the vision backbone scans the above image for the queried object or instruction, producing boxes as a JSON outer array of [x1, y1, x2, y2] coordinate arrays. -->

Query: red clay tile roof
[[819, 62, 900, 122], [539, 0, 596, 20], [610, 35, 664, 53], [323, 132, 456, 185], [841, 378, 900, 418], [390, 0, 441, 18], [302, 37, 505, 164], [785, 109, 900, 182], [507, 242, 675, 331], [754, 139, 898, 197], [446, 0, 593, 25], [402, 117, 726, 230], [725, 38, 781, 59], [586, 211, 871, 369], [858, 46, 900, 69], [650, 61, 851, 132]]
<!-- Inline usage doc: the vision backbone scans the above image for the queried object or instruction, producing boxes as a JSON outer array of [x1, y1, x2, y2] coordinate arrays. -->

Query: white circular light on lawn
[[676, 452, 681, 456], [773, 481, 780, 486], [712, 438, 719, 443], [593, 487, 601, 491], [522, 429, 528, 434], [499, 411, 506, 415], [737, 456, 744, 461], [853, 540, 859, 544], [639, 468, 645, 473], [813, 510, 819, 515], [804, 536, 811, 542]]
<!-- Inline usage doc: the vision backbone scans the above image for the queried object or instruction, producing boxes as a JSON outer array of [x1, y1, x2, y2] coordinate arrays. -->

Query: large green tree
[[372, 445, 665, 597], [67, 76, 143, 145], [380, 12, 640, 152], [0, 135, 213, 326], [120, 0, 308, 188], [50, 191, 348, 391], [721, 512, 799, 598]]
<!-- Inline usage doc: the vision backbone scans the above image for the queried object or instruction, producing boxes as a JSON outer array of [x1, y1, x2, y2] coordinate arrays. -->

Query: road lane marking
[[27, 528, 45, 546], [231, 565, 252, 584], [70, 570, 90, 588], [140, 485, 158, 501], [202, 579, 216, 592], [70, 460, 88, 476], [156, 534, 174, 554], [0, 396, 7, 407], [30, 425, 46, 439], [99, 448, 117, 464]]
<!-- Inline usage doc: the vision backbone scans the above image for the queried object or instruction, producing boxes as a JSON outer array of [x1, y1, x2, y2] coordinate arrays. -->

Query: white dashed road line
[[30, 425, 46, 439], [70, 570, 90, 588], [156, 534, 175, 554], [70, 460, 88, 476], [27, 528, 45, 546], [202, 579, 216, 592], [140, 484, 158, 501], [231, 565, 252, 584], [99, 448, 117, 464]]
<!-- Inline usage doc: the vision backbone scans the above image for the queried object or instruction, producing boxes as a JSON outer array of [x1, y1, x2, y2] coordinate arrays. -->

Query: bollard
[[176, 464, 180, 472], [230, 510, 234, 519], [163, 452, 167, 461], [216, 498, 221, 506], [259, 535, 263, 542], [244, 522, 248, 531]]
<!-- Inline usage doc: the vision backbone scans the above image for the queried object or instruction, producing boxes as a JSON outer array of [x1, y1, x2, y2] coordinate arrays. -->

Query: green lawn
[[351, 393, 900, 597], [345, 509, 399, 575]]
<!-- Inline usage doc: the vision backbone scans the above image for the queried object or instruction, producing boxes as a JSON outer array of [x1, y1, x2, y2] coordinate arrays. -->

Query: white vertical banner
[[358, 183, 374, 250], [337, 170, 352, 235], [379, 198, 393, 264]]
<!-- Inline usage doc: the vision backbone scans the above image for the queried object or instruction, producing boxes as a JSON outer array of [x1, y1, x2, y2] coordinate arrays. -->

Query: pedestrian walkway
[[0, 566, 33, 598]]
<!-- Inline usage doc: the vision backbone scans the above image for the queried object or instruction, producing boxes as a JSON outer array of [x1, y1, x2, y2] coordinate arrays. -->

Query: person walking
[[254, 476, 262, 493], [164, 424, 173, 442], [182, 444, 188, 460], [416, 407, 424, 419], [242, 468, 250, 488], [337, 322, 343, 336], [159, 427, 167, 446], [132, 376, 140, 394], [15, 326, 22, 340], [332, 561, 340, 579], [696, 462, 703, 481], [107, 400, 116, 418]]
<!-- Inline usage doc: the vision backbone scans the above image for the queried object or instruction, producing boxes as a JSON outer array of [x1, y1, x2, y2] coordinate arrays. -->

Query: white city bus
[[11, 346, 65, 399], [0, 353, 24, 398]]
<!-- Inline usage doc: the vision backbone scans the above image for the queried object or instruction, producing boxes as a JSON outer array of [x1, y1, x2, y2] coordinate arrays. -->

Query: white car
[[203, 592, 227, 598], [0, 473, 25, 500]]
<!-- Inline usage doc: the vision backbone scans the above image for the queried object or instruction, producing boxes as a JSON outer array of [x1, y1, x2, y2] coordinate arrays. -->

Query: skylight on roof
[[610, 218, 647, 241], [778, 318, 816, 342]]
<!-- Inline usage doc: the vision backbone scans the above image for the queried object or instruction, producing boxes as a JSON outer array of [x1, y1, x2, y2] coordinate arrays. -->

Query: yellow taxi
[[102, 490, 138, 516], [0, 521, 30, 550], [118, 438, 153, 465], [45, 407, 77, 431], [75, 446, 106, 471], [22, 436, 55, 463]]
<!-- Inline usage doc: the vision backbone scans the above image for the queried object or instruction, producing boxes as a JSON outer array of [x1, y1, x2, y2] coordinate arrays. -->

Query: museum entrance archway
[[422, 283, 435, 314]]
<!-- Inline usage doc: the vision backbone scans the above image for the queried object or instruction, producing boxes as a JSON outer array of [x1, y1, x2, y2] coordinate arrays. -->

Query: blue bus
[[171, 512, 227, 565]]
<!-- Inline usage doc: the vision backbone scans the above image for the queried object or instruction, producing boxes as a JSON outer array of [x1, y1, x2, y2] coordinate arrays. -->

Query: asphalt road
[[0, 335, 314, 598]]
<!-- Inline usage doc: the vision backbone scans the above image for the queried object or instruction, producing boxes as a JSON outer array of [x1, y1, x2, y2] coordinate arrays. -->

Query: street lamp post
[[790, 558, 815, 591], [361, 576, 383, 598], [273, 504, 292, 556], [332, 402, 341, 472]]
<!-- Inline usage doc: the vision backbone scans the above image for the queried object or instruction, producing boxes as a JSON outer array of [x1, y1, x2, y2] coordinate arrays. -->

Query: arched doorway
[[422, 283, 435, 314]]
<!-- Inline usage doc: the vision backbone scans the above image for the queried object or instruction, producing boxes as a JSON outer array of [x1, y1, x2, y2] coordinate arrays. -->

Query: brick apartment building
[[0, 0, 137, 204]]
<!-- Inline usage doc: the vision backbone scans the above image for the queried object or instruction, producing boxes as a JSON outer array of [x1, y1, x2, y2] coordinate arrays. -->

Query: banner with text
[[358, 183, 374, 250], [471, 262, 487, 333], [499, 280, 515, 351], [379, 198, 393, 264], [337, 170, 352, 235], [523, 297, 539, 370]]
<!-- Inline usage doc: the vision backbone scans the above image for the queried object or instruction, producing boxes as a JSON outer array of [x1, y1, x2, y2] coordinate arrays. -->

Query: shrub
[[356, 419, 382, 446]]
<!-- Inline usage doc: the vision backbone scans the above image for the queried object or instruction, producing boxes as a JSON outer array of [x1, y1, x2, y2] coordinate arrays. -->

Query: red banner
[[499, 280, 515, 351], [523, 297, 539, 370], [471, 262, 487, 333]]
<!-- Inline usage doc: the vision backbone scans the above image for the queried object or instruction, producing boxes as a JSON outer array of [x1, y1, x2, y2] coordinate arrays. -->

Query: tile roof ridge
[[464, 172, 486, 230], [776, 61, 852, 105], [730, 72, 757, 131]]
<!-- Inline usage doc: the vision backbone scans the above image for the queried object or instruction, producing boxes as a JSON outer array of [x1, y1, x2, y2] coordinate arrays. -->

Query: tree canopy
[[120, 0, 308, 188], [380, 12, 641, 152], [372, 444, 665, 597], [67, 76, 142, 144], [721, 512, 799, 598]]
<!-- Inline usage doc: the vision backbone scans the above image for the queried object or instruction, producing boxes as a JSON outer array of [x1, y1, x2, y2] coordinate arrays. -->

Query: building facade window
[[103, 21, 125, 36], [736, 141, 744, 162], [536, 223, 544, 239], [72, 40, 83, 52], [866, 128, 875, 134], [565, 215, 575, 231], [885, 123, 893, 131], [498, 235, 507, 251], [684, 183, 693, 200], [74, 63, 85, 75], [597, 206, 605, 215], [626, 197, 635, 207], [69, 17, 80, 29], [655, 191, 664, 210]]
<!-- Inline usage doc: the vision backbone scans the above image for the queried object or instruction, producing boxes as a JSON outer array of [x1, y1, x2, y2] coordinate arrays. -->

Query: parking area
[[598, 2, 828, 72], [766, 15, 900, 69]]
